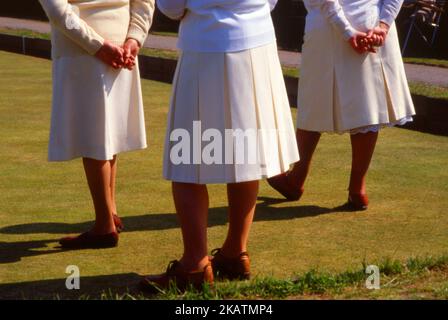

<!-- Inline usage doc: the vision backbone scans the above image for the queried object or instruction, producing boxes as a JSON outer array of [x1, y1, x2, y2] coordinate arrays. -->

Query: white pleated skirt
[[297, 21, 416, 134], [163, 42, 300, 184], [48, 55, 147, 161]]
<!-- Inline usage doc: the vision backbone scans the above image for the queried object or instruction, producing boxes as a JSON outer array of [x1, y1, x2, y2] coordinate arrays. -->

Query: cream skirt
[[163, 42, 300, 184], [297, 21, 416, 134], [48, 55, 147, 161]]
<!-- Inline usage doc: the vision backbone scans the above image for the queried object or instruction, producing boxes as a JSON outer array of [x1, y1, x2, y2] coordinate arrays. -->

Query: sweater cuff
[[343, 27, 357, 41], [127, 25, 148, 47], [379, 15, 394, 29], [85, 36, 104, 55]]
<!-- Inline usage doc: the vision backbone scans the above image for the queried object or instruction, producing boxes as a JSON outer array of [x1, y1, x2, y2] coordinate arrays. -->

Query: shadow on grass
[[0, 196, 353, 264], [0, 200, 350, 235], [0, 239, 59, 264], [0, 273, 142, 299]]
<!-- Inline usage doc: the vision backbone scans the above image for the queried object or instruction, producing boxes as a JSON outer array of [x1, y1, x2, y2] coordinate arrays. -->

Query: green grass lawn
[[0, 27, 50, 40], [139, 47, 179, 60], [409, 82, 448, 100], [149, 31, 179, 38], [0, 51, 447, 300], [404, 57, 448, 69]]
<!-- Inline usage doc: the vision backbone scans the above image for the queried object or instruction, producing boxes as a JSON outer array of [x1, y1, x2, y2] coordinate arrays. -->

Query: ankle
[[288, 170, 307, 191], [349, 191, 366, 196], [179, 255, 210, 272], [91, 222, 116, 235], [220, 245, 247, 259], [348, 184, 366, 195]]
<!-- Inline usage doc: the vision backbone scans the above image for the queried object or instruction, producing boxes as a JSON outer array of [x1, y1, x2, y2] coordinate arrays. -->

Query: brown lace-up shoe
[[210, 248, 250, 280], [139, 260, 214, 293], [59, 231, 119, 249]]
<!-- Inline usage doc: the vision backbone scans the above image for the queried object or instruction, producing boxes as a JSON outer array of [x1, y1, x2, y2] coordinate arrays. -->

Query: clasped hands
[[95, 38, 140, 70], [348, 22, 390, 54]]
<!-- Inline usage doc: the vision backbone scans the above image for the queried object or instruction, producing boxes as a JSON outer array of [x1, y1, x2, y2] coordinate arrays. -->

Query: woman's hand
[[365, 22, 390, 49], [95, 40, 125, 69], [348, 31, 369, 54], [123, 38, 141, 70], [350, 22, 389, 54]]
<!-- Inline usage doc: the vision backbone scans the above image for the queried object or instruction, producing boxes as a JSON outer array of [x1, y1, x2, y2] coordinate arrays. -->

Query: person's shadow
[[0, 239, 58, 264], [0, 272, 143, 299], [0, 196, 353, 264]]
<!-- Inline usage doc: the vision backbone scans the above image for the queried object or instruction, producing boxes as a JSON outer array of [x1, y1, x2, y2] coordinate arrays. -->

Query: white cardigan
[[39, 0, 155, 57], [304, 0, 404, 40], [157, 0, 278, 52]]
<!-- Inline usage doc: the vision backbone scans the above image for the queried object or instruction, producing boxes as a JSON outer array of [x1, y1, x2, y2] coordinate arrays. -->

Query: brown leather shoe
[[267, 172, 304, 201], [139, 260, 214, 293], [59, 231, 119, 249], [347, 193, 369, 211], [113, 214, 124, 233], [210, 248, 250, 280]]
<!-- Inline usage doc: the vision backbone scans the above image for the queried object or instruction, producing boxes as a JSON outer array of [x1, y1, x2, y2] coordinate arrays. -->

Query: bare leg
[[288, 129, 322, 190], [172, 182, 210, 272], [82, 158, 116, 235], [349, 131, 379, 194], [109, 155, 117, 215], [221, 181, 259, 257]]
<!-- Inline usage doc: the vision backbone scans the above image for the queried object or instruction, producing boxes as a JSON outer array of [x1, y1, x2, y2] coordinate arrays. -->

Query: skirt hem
[[163, 164, 297, 184], [297, 116, 415, 135], [48, 144, 148, 162]]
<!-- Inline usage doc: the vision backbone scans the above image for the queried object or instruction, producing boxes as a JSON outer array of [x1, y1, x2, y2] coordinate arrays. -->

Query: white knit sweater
[[304, 0, 404, 40], [39, 0, 155, 57], [157, 0, 278, 52]]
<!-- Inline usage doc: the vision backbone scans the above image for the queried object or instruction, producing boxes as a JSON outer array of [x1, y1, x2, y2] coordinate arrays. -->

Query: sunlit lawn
[[0, 51, 447, 299]]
